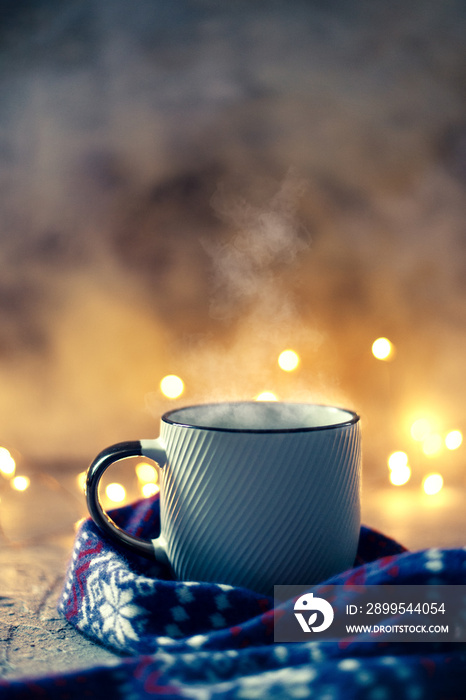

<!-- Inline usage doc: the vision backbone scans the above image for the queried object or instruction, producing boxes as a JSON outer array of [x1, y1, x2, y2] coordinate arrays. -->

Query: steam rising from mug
[[205, 170, 309, 322], [143, 171, 331, 413]]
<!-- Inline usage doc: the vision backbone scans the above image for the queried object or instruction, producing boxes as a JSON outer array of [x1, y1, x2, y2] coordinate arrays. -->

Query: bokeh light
[[389, 465, 411, 486], [371, 337, 394, 361], [445, 430, 463, 450], [77, 471, 87, 492], [135, 462, 158, 484], [105, 482, 126, 503], [0, 447, 16, 477], [278, 349, 300, 372], [11, 475, 30, 491], [160, 374, 184, 399], [74, 517, 86, 533], [410, 418, 432, 442], [422, 434, 443, 457], [141, 483, 160, 498], [255, 391, 278, 401], [387, 451, 408, 470], [422, 473, 443, 495]]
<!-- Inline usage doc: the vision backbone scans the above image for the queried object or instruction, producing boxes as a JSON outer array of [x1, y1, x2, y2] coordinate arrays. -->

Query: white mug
[[86, 401, 361, 595]]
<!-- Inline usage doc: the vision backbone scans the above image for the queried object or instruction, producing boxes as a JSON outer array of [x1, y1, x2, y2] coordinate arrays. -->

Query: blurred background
[[0, 0, 465, 547]]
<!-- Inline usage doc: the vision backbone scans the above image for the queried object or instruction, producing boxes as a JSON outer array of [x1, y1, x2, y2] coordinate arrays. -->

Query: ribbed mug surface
[[153, 403, 361, 596]]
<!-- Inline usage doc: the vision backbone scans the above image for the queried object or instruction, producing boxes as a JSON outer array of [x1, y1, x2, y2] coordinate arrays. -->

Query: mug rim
[[161, 401, 360, 434]]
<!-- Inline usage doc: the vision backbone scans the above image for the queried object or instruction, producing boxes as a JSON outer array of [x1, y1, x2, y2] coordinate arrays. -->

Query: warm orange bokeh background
[[0, 1, 464, 496]]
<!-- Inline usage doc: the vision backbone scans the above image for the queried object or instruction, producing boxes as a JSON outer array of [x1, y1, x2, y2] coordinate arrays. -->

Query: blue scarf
[[2, 495, 465, 699]]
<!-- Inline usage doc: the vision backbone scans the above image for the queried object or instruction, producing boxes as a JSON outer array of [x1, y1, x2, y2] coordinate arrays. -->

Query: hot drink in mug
[[86, 401, 361, 596]]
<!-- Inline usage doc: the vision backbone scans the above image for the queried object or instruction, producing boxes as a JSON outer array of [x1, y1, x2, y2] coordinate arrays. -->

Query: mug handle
[[86, 439, 168, 562]]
